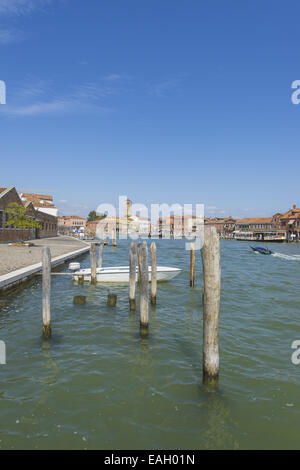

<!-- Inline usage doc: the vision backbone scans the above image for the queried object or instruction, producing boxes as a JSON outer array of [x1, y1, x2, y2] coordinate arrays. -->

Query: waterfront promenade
[[0, 236, 90, 293]]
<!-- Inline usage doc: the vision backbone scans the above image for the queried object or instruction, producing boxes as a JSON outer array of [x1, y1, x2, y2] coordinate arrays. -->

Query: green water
[[0, 239, 300, 450]]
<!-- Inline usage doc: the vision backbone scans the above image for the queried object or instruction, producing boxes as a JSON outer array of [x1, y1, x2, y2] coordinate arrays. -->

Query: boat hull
[[73, 266, 181, 283], [250, 246, 272, 255]]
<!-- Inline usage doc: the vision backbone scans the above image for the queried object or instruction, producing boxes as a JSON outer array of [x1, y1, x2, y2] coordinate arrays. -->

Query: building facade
[[205, 217, 236, 237], [58, 216, 86, 235], [276, 205, 300, 241], [0, 187, 57, 242]]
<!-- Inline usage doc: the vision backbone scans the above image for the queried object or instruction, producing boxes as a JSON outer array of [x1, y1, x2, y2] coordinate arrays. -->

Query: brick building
[[159, 215, 203, 238], [20, 193, 58, 217], [275, 205, 300, 241], [0, 186, 57, 242], [205, 217, 237, 236], [58, 216, 86, 235]]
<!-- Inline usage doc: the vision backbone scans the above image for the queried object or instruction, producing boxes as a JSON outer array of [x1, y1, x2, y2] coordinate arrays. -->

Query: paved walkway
[[0, 236, 89, 276]]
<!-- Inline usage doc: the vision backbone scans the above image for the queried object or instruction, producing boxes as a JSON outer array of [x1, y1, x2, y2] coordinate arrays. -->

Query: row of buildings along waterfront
[[205, 205, 300, 242], [58, 203, 300, 242], [1, 187, 299, 243], [82, 206, 300, 242]]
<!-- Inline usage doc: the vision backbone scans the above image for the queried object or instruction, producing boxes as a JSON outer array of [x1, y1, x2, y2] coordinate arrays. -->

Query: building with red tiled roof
[[158, 214, 203, 238], [0, 186, 57, 242], [235, 217, 274, 227], [205, 217, 236, 236], [20, 192, 58, 217], [276, 205, 300, 241], [58, 216, 86, 234]]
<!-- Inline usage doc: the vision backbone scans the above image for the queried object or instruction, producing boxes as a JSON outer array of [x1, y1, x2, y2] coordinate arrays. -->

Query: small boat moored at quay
[[73, 266, 181, 283]]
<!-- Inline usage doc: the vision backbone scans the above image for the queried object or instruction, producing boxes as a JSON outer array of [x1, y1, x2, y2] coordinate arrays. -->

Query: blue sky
[[1, 0, 300, 218]]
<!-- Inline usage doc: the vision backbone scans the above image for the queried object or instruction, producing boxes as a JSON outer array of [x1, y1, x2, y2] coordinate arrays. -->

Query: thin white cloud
[[0, 80, 114, 117], [72, 83, 114, 100], [0, 0, 51, 16], [104, 74, 122, 81], [149, 78, 182, 97], [4, 100, 71, 116], [0, 1, 62, 47], [0, 28, 23, 43], [2, 99, 110, 116]]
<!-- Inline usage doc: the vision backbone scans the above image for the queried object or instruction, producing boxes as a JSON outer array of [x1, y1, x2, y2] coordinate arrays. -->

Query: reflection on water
[[0, 239, 300, 449]]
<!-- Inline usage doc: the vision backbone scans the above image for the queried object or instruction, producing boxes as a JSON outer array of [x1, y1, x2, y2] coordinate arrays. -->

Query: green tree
[[5, 203, 41, 240], [87, 210, 107, 222]]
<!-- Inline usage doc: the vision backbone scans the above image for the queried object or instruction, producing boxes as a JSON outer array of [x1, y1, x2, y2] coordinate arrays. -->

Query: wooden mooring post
[[90, 243, 97, 284], [129, 242, 137, 311], [137, 242, 142, 286], [139, 241, 149, 335], [98, 242, 104, 268], [150, 242, 157, 305], [112, 230, 117, 247], [42, 246, 51, 337], [107, 293, 117, 307], [201, 227, 220, 386], [190, 242, 195, 287]]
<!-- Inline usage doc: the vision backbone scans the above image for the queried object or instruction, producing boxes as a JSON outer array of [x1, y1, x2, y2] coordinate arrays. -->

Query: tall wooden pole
[[137, 242, 142, 286], [90, 243, 97, 284], [0, 340, 6, 365], [201, 227, 220, 386], [42, 246, 51, 337], [129, 242, 137, 311], [139, 241, 149, 334], [190, 242, 195, 287], [98, 242, 104, 268], [112, 229, 117, 247], [150, 242, 157, 305]]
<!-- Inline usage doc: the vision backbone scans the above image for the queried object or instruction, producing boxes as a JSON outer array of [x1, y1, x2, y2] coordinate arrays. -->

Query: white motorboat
[[68, 262, 81, 271], [73, 266, 181, 283]]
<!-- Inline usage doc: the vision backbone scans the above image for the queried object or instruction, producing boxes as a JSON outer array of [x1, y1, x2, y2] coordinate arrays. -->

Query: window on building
[[0, 210, 3, 229]]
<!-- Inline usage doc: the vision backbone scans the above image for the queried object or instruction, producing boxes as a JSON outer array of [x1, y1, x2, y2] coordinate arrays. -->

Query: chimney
[[293, 204, 296, 210]]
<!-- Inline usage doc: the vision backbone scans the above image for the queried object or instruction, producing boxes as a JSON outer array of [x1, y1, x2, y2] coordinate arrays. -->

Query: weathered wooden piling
[[190, 242, 195, 287], [107, 293, 117, 307], [98, 242, 104, 268], [90, 243, 97, 284], [139, 241, 149, 334], [0, 340, 6, 365], [201, 227, 220, 386], [137, 242, 142, 286], [74, 295, 86, 305], [112, 230, 117, 247], [78, 274, 84, 284], [129, 242, 137, 311], [150, 242, 157, 305], [42, 246, 51, 337]]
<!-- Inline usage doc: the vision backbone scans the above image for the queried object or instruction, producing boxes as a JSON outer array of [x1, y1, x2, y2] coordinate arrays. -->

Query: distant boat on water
[[250, 246, 273, 255]]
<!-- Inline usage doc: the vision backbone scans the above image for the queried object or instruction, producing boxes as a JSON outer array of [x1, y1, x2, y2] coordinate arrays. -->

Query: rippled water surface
[[0, 239, 300, 449]]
